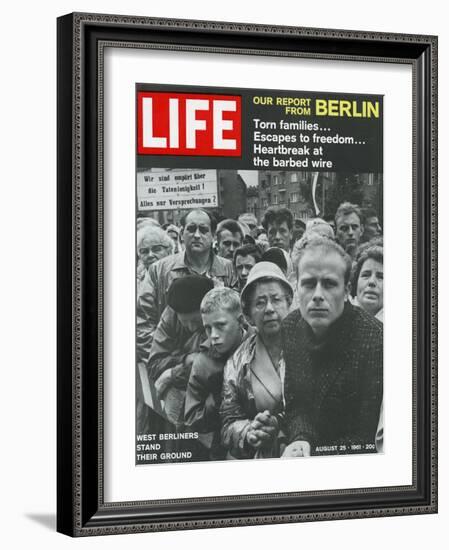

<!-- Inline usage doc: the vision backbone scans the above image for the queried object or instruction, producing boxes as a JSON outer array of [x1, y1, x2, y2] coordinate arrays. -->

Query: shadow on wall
[[25, 513, 55, 531]]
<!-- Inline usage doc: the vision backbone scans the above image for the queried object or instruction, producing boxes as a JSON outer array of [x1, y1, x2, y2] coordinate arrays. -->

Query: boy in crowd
[[184, 287, 252, 459]]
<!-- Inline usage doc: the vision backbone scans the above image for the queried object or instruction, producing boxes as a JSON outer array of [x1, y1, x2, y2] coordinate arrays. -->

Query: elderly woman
[[351, 243, 384, 452], [220, 262, 293, 459], [137, 224, 174, 289], [351, 244, 383, 322]]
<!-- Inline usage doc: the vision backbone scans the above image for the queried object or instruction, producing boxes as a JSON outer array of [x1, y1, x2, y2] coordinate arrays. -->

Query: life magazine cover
[[135, 84, 383, 465]]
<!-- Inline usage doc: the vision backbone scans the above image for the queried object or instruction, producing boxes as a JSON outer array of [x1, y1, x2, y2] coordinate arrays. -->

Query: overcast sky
[[238, 170, 258, 188]]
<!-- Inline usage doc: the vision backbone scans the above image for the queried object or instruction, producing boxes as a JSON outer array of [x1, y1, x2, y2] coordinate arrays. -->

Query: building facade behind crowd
[[136, 198, 383, 461]]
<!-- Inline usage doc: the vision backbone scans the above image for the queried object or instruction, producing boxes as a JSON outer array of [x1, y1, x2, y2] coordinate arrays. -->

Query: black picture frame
[[57, 12, 438, 537]]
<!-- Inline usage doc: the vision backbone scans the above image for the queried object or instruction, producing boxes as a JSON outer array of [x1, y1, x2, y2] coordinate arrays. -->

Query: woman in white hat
[[220, 262, 293, 459]]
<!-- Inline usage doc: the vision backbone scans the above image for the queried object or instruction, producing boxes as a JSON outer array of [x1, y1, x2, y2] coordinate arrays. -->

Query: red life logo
[[137, 92, 241, 156]]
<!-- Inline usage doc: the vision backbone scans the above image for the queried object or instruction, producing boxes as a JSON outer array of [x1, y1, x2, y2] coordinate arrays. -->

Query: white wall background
[[0, 1, 445, 547]]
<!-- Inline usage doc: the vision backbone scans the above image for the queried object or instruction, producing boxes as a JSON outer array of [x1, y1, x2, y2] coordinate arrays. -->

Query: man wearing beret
[[137, 209, 236, 364], [148, 276, 215, 415], [143, 276, 215, 461]]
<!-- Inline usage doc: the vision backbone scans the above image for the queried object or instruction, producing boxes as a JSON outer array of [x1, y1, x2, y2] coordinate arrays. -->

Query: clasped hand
[[246, 410, 278, 449]]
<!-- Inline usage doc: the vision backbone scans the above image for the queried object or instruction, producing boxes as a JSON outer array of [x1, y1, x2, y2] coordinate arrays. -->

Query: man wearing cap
[[137, 209, 235, 363], [141, 276, 215, 461], [281, 235, 383, 458], [220, 262, 293, 459], [137, 275, 213, 441], [184, 287, 252, 459]]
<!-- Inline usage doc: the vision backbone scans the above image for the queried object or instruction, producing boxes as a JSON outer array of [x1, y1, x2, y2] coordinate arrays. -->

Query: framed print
[[57, 12, 437, 536]]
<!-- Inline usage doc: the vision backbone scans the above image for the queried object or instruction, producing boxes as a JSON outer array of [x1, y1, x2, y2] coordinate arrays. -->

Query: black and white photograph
[[0, 0, 444, 546], [135, 84, 384, 465], [51, 8, 438, 539]]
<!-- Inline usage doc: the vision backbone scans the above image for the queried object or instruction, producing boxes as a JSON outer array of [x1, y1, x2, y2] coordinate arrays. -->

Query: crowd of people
[[136, 201, 384, 460]]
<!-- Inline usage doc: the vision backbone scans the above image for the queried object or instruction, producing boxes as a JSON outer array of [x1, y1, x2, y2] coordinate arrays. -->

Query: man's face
[[336, 212, 363, 254], [182, 211, 214, 255], [138, 234, 171, 268], [356, 258, 383, 316], [239, 214, 258, 238], [248, 281, 290, 338], [202, 308, 242, 356], [217, 230, 242, 259], [177, 311, 203, 333], [267, 221, 292, 251], [297, 247, 349, 339], [235, 254, 257, 288], [363, 216, 381, 241]]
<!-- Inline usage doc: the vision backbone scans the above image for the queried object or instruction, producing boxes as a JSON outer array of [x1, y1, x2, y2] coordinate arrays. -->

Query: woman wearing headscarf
[[220, 262, 293, 459]]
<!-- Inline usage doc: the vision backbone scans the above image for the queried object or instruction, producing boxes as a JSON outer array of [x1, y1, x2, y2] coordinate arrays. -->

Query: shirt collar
[[172, 250, 230, 277]]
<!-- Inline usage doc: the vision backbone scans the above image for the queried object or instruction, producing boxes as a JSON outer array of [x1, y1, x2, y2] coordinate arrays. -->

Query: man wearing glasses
[[137, 208, 235, 363]]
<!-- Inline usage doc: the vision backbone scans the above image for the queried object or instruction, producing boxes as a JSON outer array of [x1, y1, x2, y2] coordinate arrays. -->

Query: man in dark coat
[[141, 276, 215, 463], [281, 235, 383, 457], [148, 276, 215, 410]]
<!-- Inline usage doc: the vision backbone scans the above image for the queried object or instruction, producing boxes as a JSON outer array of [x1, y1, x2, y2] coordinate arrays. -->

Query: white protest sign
[[137, 169, 218, 211]]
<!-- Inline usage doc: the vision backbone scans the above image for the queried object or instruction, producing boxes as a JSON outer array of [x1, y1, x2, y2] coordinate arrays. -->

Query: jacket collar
[[299, 301, 354, 352]]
